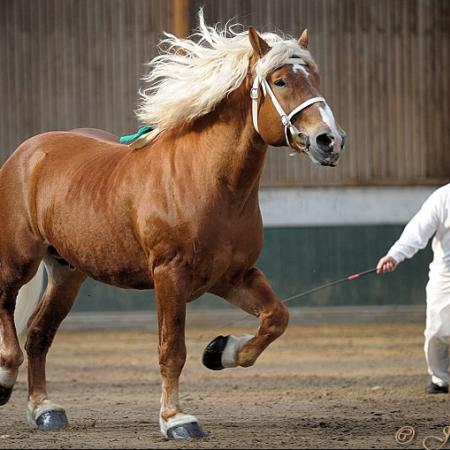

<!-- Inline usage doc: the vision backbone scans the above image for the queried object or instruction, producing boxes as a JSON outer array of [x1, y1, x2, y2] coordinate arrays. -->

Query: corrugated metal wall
[[1, 0, 449, 186], [0, 0, 170, 160]]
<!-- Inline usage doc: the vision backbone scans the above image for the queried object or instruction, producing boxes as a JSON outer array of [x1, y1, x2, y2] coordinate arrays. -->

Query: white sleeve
[[387, 191, 441, 263]]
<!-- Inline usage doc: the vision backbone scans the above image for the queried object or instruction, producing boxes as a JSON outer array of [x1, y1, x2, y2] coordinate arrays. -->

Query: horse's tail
[[14, 263, 45, 336]]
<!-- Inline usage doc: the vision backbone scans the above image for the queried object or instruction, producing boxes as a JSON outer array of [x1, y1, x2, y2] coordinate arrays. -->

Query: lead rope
[[222, 268, 378, 329]]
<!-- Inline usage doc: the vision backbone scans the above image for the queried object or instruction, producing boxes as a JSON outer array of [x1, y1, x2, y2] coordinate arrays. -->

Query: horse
[[0, 12, 345, 439]]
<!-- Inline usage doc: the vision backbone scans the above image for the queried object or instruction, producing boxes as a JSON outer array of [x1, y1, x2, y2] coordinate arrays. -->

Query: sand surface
[[1, 323, 448, 449]]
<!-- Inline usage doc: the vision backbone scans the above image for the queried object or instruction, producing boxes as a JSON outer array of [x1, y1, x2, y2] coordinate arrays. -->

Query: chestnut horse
[[0, 14, 345, 439]]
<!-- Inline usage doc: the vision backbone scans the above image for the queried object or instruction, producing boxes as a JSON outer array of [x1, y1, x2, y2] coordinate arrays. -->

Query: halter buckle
[[250, 87, 259, 100], [281, 115, 290, 127]]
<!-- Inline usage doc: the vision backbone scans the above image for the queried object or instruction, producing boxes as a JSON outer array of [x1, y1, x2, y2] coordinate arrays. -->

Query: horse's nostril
[[316, 133, 334, 152]]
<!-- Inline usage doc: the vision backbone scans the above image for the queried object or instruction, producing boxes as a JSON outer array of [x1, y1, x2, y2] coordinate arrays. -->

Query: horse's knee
[[25, 326, 54, 358], [159, 341, 187, 377], [159, 357, 186, 378]]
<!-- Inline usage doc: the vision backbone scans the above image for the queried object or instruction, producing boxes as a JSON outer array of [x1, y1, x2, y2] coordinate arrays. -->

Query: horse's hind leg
[[0, 257, 42, 406], [204, 267, 289, 370], [0, 287, 25, 405], [25, 255, 85, 431]]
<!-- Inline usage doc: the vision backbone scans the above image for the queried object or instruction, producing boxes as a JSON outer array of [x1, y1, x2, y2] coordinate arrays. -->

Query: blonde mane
[[136, 10, 314, 131]]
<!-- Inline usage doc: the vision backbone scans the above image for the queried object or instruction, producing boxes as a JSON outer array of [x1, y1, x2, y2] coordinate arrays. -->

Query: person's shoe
[[426, 382, 449, 394]]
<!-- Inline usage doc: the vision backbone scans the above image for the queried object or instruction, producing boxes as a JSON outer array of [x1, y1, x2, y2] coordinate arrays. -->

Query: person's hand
[[376, 255, 398, 274]]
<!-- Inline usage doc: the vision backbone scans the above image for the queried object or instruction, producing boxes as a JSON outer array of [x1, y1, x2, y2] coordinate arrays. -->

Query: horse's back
[[0, 128, 130, 234], [2, 128, 124, 172], [69, 127, 119, 144]]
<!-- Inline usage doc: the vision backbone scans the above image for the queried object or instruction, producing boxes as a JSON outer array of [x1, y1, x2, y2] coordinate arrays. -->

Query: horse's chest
[[188, 230, 262, 298]]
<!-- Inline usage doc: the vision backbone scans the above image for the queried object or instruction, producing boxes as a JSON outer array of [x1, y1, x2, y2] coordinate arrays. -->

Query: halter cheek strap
[[250, 74, 325, 149]]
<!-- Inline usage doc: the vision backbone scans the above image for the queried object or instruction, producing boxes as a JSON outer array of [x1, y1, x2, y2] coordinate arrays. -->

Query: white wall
[[259, 186, 438, 227]]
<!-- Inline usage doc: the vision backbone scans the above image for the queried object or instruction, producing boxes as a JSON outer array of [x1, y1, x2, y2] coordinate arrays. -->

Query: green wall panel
[[259, 225, 431, 308], [71, 225, 432, 312]]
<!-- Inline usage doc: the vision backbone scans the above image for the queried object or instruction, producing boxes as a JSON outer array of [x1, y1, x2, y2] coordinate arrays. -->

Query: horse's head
[[248, 27, 346, 167]]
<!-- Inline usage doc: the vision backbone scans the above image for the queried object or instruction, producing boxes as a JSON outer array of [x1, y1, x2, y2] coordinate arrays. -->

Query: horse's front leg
[[204, 267, 289, 370], [154, 263, 207, 440]]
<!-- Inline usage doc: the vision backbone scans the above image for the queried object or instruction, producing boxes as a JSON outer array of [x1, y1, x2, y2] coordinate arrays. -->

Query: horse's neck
[[192, 88, 268, 199]]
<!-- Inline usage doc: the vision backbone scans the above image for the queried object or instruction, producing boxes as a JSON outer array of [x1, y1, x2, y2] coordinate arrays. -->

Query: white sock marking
[[221, 334, 254, 368], [159, 412, 199, 438], [0, 367, 18, 388], [27, 399, 65, 427]]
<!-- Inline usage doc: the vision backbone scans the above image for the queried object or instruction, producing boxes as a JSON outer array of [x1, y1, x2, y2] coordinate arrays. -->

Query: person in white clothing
[[377, 183, 450, 394]]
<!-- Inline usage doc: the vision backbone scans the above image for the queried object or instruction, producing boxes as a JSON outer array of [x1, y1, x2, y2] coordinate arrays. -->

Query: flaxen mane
[[137, 10, 314, 131]]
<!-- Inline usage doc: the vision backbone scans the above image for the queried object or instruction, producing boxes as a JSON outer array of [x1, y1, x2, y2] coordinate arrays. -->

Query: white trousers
[[424, 282, 450, 387], [424, 334, 449, 386]]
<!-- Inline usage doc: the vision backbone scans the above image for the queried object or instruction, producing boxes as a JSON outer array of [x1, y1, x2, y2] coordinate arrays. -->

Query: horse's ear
[[298, 29, 309, 48], [248, 27, 270, 58]]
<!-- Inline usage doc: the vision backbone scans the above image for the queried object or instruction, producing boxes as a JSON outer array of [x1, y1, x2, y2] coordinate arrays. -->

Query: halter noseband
[[250, 61, 325, 150]]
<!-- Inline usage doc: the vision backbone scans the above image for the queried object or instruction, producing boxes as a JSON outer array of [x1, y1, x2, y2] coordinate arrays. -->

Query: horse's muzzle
[[306, 127, 346, 166]]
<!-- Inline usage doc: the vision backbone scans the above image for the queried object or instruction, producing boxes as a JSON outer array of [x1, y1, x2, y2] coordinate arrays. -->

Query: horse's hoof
[[0, 386, 12, 406], [202, 335, 229, 370], [203, 334, 254, 370], [35, 409, 69, 431], [167, 421, 208, 440]]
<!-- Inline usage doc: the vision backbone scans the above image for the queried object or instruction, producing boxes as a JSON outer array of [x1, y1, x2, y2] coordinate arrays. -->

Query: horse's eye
[[274, 79, 287, 88]]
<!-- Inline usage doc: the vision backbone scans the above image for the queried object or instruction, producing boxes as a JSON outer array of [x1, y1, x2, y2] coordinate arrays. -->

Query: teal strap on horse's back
[[119, 125, 153, 144]]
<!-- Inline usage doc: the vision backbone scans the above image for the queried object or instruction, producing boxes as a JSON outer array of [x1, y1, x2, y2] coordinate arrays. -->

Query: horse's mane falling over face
[[136, 9, 315, 132]]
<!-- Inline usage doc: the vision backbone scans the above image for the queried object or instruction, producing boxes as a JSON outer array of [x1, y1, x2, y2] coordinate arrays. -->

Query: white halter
[[250, 60, 325, 149]]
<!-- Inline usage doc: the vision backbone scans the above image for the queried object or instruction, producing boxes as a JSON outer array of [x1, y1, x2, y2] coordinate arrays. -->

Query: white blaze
[[319, 104, 338, 134], [292, 64, 309, 77]]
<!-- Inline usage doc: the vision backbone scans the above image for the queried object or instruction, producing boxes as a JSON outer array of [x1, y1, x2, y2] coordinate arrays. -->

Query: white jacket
[[388, 183, 450, 337], [388, 183, 450, 289]]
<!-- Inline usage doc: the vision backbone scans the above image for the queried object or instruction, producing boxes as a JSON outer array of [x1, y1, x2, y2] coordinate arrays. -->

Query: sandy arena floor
[[0, 323, 448, 449]]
